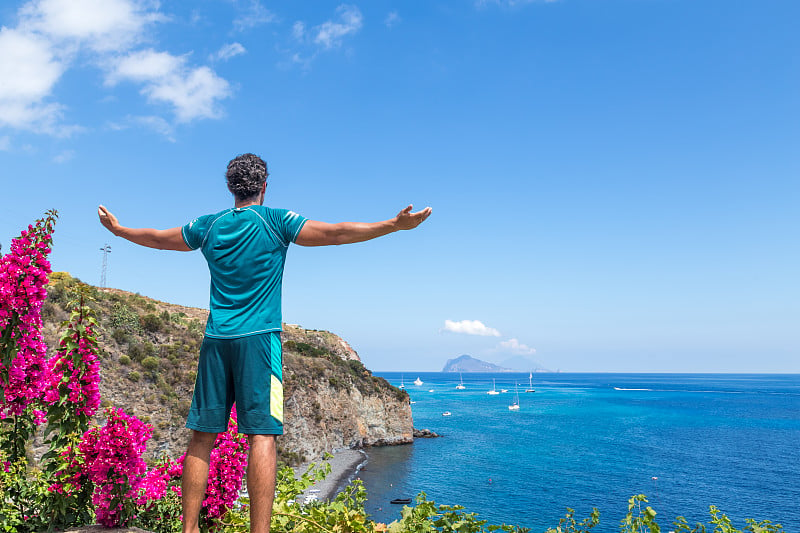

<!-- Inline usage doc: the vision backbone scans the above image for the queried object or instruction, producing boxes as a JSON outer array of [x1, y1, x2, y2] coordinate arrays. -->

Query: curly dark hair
[[226, 153, 268, 201]]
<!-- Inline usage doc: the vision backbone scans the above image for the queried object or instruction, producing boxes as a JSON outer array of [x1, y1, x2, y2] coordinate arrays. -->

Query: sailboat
[[456, 373, 466, 390], [508, 384, 520, 410], [399, 375, 405, 389], [525, 371, 535, 393], [414, 377, 424, 386], [487, 378, 500, 395]]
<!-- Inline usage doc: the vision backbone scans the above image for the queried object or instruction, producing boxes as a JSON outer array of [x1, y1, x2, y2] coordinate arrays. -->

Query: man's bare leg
[[182, 430, 219, 533], [247, 434, 278, 533]]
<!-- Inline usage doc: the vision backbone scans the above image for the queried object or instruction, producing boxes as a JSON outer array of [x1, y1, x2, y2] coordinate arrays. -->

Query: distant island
[[442, 354, 550, 373], [442, 355, 514, 372]]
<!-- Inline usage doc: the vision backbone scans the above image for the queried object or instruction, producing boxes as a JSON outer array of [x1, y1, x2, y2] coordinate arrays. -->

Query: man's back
[[182, 205, 307, 339]]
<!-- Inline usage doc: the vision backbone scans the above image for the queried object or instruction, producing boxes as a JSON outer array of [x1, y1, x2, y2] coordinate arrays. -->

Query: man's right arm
[[98, 205, 191, 251], [294, 205, 432, 247]]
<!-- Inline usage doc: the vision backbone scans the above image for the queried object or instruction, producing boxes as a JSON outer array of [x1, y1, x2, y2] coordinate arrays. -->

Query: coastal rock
[[413, 428, 441, 438], [282, 347, 413, 462]]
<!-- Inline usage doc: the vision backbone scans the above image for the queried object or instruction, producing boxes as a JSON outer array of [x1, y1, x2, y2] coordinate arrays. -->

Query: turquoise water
[[353, 373, 800, 531]]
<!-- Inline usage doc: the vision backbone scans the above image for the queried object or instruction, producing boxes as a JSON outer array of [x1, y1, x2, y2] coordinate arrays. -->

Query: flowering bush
[[168, 406, 250, 528], [0, 210, 57, 463], [37, 288, 103, 527], [47, 314, 101, 418], [77, 407, 165, 526]]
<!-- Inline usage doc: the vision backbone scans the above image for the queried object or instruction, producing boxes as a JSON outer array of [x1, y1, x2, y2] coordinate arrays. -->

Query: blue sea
[[351, 373, 800, 532]]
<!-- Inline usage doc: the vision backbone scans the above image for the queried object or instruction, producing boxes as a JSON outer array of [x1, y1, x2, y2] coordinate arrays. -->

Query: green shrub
[[141, 356, 160, 371], [283, 340, 329, 358], [177, 400, 191, 418], [347, 359, 368, 375], [128, 371, 141, 382], [128, 342, 144, 362], [141, 313, 162, 333], [46, 282, 68, 307], [110, 302, 142, 334], [111, 328, 128, 344], [143, 341, 158, 356], [119, 354, 131, 365]]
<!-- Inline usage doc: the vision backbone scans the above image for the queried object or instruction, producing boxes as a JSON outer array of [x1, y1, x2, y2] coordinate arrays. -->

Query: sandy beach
[[293, 448, 367, 503]]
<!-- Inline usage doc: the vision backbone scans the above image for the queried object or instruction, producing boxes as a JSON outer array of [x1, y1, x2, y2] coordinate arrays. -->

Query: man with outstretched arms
[[98, 153, 431, 533]]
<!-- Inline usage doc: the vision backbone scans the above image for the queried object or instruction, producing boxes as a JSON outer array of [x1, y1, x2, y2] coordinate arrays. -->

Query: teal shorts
[[186, 331, 284, 435]]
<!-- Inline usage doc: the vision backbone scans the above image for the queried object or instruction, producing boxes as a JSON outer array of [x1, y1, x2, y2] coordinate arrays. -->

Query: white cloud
[[233, 0, 277, 32], [0, 0, 233, 138], [211, 42, 246, 62], [108, 49, 231, 122], [499, 338, 537, 355], [19, 0, 163, 52], [53, 149, 75, 163], [443, 319, 501, 337], [384, 11, 400, 28], [292, 21, 306, 41], [107, 49, 183, 84], [0, 27, 72, 134], [0, 29, 63, 101], [147, 66, 230, 122], [0, 136, 10, 151], [314, 4, 363, 49], [106, 114, 175, 141], [283, 6, 363, 69], [133, 115, 175, 141]]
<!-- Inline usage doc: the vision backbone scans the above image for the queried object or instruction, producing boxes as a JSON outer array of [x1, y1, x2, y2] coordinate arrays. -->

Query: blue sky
[[1, 0, 798, 372]]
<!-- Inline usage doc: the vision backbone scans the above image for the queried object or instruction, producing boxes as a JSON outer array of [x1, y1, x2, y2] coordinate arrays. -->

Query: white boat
[[442, 411, 452, 417], [399, 375, 405, 389], [508, 384, 520, 410], [500, 389, 508, 393], [414, 377, 423, 386], [455, 373, 466, 390], [525, 371, 535, 393], [428, 389, 434, 392], [487, 378, 500, 395]]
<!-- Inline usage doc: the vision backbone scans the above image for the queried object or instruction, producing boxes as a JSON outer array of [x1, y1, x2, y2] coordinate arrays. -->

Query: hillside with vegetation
[[38, 272, 412, 465]]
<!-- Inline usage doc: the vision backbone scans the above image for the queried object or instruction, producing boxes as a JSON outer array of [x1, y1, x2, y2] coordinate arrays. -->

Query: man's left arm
[[98, 205, 191, 251], [294, 205, 432, 247]]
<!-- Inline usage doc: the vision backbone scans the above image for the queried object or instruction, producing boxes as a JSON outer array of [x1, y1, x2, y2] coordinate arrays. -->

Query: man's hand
[[98, 205, 121, 236], [394, 205, 432, 231], [96, 205, 190, 251]]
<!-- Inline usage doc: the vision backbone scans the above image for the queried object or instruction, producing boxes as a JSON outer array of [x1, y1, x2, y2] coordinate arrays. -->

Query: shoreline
[[293, 448, 368, 502]]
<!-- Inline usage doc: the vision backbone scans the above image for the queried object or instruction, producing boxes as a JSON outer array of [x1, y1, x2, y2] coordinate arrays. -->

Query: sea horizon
[[350, 372, 799, 531]]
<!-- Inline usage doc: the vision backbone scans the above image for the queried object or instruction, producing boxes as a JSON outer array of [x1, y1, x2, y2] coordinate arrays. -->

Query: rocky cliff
[[281, 349, 413, 463], [39, 273, 413, 465]]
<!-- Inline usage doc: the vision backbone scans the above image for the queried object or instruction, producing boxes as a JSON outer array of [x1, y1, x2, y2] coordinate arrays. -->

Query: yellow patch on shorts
[[270, 375, 283, 422]]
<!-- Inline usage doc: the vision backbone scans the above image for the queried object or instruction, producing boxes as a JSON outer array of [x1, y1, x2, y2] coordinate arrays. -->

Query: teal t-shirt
[[181, 205, 307, 339]]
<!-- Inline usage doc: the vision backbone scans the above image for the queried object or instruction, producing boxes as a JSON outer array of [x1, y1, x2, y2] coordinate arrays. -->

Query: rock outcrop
[[281, 349, 413, 462], [279, 325, 414, 463]]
